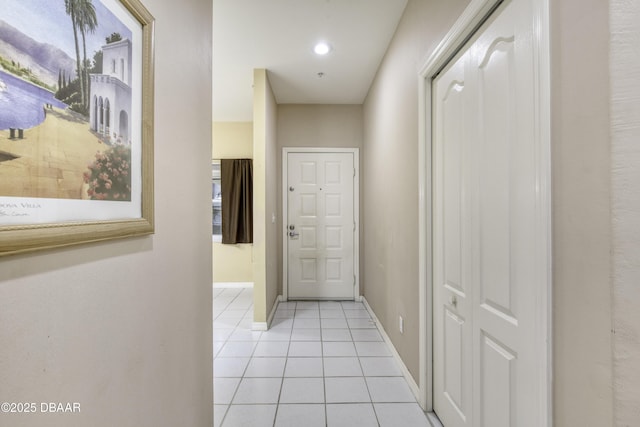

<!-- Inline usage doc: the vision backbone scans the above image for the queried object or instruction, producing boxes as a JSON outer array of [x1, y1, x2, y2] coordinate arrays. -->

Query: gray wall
[[276, 104, 364, 296], [0, 0, 214, 425], [362, 0, 471, 383], [611, 0, 640, 423], [550, 0, 614, 424], [265, 75, 279, 321]]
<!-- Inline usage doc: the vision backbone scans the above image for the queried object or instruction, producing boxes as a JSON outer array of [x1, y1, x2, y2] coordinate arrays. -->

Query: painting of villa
[[90, 38, 132, 145], [0, 0, 135, 202]]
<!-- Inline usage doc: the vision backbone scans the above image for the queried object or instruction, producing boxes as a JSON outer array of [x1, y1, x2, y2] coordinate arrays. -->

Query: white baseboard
[[213, 282, 253, 289], [426, 412, 443, 427], [267, 296, 281, 328], [252, 322, 268, 331], [361, 296, 421, 401], [252, 295, 281, 331]]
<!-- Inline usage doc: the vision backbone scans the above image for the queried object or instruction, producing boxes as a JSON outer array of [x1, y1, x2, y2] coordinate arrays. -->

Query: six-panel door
[[287, 152, 355, 299]]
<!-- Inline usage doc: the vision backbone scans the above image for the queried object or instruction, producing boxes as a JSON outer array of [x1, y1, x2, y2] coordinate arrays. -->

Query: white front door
[[286, 151, 356, 299], [433, 0, 545, 426]]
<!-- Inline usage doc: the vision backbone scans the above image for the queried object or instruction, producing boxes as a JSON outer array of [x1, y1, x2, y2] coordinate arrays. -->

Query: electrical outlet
[[399, 316, 404, 334]]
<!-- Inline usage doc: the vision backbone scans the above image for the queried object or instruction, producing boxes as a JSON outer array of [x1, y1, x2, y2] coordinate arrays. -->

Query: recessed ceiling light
[[314, 42, 331, 55]]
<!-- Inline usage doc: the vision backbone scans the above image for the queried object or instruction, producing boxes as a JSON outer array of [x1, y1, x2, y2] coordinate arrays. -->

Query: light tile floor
[[213, 286, 432, 427]]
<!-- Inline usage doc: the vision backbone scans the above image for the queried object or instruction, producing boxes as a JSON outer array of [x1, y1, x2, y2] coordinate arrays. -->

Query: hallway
[[213, 286, 432, 427]]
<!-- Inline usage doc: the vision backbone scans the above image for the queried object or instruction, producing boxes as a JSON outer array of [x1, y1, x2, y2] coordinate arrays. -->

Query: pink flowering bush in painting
[[83, 144, 132, 201]]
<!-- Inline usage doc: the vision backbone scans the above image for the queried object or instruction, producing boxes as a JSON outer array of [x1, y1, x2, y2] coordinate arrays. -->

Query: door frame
[[417, 0, 551, 423], [282, 147, 360, 301]]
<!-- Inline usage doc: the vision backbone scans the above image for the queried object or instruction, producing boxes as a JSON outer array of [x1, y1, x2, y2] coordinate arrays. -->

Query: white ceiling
[[213, 0, 409, 122]]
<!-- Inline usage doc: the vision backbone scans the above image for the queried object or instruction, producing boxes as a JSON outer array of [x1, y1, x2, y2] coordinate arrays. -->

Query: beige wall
[[276, 104, 364, 295], [0, 0, 213, 425], [252, 69, 279, 324], [550, 0, 614, 424], [212, 244, 253, 283], [212, 122, 253, 159], [212, 122, 253, 284], [611, 0, 640, 423], [362, 0, 471, 383]]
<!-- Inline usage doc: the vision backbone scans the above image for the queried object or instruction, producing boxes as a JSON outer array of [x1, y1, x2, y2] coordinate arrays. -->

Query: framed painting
[[0, 0, 154, 256]]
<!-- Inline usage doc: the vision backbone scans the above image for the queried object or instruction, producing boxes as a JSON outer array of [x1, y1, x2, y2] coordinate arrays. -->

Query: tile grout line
[[321, 303, 328, 427], [216, 293, 429, 426], [346, 302, 382, 427], [273, 300, 296, 426], [215, 288, 242, 426], [216, 287, 260, 426]]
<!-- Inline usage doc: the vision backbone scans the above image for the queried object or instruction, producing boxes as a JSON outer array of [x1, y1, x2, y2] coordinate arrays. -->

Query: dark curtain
[[221, 159, 253, 244]]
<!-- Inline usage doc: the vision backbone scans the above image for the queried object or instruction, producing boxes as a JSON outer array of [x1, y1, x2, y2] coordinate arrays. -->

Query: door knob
[[450, 295, 458, 308], [289, 231, 299, 238]]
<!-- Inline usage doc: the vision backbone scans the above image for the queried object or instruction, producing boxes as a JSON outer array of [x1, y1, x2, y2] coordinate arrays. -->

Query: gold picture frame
[[0, 0, 155, 256]]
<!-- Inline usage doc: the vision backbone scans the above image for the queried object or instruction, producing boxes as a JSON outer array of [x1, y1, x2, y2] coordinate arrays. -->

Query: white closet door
[[433, 0, 543, 426], [433, 47, 473, 427]]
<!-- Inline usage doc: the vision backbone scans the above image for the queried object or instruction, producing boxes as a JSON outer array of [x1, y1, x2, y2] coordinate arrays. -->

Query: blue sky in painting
[[0, 0, 132, 60]]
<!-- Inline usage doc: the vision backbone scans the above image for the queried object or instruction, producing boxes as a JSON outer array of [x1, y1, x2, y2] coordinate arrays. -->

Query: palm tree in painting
[[64, 0, 85, 110], [75, 0, 97, 109]]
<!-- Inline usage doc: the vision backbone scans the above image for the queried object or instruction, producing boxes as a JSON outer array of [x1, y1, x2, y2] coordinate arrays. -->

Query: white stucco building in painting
[[89, 38, 132, 144]]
